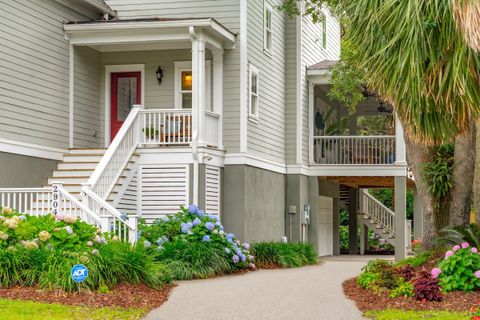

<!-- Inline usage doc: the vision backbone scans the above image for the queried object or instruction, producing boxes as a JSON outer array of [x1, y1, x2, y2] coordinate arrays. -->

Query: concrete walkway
[[144, 255, 379, 320]]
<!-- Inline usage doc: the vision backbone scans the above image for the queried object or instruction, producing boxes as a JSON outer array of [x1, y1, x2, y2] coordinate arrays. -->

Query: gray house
[[0, 0, 417, 259]]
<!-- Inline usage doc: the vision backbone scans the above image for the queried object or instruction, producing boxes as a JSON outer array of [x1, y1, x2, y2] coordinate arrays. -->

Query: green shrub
[[389, 277, 414, 298], [438, 243, 480, 292], [395, 251, 431, 268], [140, 205, 254, 278], [437, 224, 480, 248], [251, 242, 318, 268], [357, 271, 380, 289]]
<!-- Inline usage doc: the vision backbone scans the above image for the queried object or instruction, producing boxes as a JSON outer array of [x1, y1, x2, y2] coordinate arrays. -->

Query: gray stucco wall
[[223, 165, 285, 243], [0, 152, 58, 187]]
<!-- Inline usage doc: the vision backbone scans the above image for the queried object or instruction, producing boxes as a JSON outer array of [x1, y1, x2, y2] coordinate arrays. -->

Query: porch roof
[[307, 60, 338, 84], [64, 17, 236, 51]]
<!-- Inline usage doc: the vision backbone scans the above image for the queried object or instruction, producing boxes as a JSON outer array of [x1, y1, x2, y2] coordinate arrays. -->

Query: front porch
[[64, 17, 235, 150]]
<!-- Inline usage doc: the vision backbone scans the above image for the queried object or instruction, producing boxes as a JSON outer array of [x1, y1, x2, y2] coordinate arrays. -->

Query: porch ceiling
[[63, 17, 236, 51], [324, 176, 415, 189]]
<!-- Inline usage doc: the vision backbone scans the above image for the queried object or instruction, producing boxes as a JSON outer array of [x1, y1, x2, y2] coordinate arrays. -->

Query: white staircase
[[358, 190, 412, 251]]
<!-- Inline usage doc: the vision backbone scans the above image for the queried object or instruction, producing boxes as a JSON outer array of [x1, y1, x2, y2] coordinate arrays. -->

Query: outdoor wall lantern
[[156, 66, 164, 84]]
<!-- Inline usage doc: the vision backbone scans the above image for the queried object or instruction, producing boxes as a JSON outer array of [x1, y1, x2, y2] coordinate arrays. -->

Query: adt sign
[[71, 264, 88, 283]]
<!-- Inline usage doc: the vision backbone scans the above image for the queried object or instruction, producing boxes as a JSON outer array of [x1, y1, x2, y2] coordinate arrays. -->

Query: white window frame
[[263, 1, 273, 55], [248, 64, 259, 121], [174, 61, 212, 110]]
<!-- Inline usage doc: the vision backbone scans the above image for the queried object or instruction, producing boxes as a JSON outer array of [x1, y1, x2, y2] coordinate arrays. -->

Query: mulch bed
[[343, 277, 480, 312], [0, 283, 174, 309]]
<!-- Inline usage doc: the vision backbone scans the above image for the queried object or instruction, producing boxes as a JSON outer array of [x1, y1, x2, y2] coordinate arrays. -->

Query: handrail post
[[128, 215, 138, 244], [394, 114, 407, 165], [51, 181, 63, 216]]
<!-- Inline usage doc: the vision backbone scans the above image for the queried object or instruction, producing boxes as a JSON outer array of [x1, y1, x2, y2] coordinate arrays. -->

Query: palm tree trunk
[[449, 124, 475, 226], [404, 133, 437, 248]]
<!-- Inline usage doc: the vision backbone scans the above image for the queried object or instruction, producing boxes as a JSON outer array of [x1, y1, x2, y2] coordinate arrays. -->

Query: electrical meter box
[[301, 204, 311, 225]]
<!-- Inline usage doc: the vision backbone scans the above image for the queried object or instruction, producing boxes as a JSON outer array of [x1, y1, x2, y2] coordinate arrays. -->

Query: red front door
[[110, 72, 141, 141]]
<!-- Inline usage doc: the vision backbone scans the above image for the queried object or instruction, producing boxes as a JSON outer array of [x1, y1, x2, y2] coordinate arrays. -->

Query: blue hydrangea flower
[[187, 221, 193, 228], [226, 233, 235, 240], [233, 242, 238, 248], [205, 222, 215, 231], [162, 216, 169, 222], [18, 215, 26, 221], [156, 238, 164, 245], [197, 210, 205, 217], [202, 235, 210, 242], [181, 223, 190, 234], [232, 255, 240, 264], [225, 248, 231, 254], [192, 218, 201, 226], [162, 235, 169, 242], [188, 204, 198, 214], [227, 238, 234, 243], [236, 249, 243, 255], [242, 243, 250, 250], [65, 226, 73, 235], [240, 254, 246, 262], [143, 240, 151, 248]]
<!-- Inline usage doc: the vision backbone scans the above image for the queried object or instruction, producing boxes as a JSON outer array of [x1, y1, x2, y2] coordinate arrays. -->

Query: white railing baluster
[[361, 190, 395, 236]]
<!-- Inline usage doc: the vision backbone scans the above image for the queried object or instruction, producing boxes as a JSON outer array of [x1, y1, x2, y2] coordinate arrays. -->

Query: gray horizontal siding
[[0, 0, 100, 149], [246, 0, 288, 164], [285, 16, 298, 165]]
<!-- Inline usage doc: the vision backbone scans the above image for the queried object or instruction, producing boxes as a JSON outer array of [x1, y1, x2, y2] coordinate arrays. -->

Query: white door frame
[[104, 64, 145, 147]]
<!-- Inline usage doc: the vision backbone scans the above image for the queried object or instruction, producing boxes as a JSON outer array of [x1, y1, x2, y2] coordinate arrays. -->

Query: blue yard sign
[[71, 264, 88, 283]]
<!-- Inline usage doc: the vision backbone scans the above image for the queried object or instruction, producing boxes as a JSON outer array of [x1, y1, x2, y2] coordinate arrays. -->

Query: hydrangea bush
[[0, 207, 102, 252], [436, 242, 480, 292], [139, 205, 255, 271]]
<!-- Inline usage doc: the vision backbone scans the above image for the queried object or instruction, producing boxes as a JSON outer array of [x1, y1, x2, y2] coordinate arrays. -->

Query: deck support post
[[348, 188, 358, 254], [394, 176, 407, 260]]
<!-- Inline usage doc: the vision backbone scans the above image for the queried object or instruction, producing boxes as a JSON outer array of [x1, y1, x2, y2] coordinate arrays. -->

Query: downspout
[[189, 26, 199, 205]]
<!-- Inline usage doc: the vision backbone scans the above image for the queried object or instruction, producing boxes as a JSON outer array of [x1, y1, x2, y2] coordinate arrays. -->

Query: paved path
[[145, 255, 380, 320]]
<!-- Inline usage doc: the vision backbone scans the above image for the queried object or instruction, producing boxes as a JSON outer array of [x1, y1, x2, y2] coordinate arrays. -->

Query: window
[[248, 64, 259, 119], [174, 61, 211, 110], [264, 2, 273, 53], [321, 13, 327, 49]]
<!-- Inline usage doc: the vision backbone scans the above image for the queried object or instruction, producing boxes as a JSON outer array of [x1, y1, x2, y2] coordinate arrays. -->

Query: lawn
[[0, 299, 146, 320], [365, 309, 469, 320]]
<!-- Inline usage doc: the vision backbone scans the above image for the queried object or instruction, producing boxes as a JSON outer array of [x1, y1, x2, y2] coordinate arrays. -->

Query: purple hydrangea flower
[[242, 243, 250, 250], [225, 248, 231, 254], [240, 254, 246, 262], [445, 250, 454, 259], [192, 218, 201, 226], [431, 267, 442, 279], [462, 242, 470, 249], [475, 270, 480, 279], [453, 245, 460, 252], [236, 249, 242, 255], [205, 222, 215, 231], [65, 226, 73, 235], [188, 204, 198, 214], [232, 255, 240, 264], [202, 235, 210, 242]]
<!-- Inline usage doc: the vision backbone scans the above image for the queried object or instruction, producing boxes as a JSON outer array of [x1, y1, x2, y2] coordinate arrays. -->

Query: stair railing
[[361, 189, 395, 236]]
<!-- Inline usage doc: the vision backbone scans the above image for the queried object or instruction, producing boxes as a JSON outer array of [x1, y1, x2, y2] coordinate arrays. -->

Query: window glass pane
[[117, 76, 137, 121], [181, 71, 192, 90], [265, 9, 271, 29], [251, 95, 257, 115], [251, 74, 258, 94], [182, 92, 192, 109], [266, 31, 272, 50]]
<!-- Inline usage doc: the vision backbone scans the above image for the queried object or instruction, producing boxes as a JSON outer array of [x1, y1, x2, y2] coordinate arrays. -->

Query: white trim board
[[104, 64, 145, 147], [0, 138, 65, 160]]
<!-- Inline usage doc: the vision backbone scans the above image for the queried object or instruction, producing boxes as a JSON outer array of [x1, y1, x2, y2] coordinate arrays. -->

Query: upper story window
[[174, 61, 211, 111], [264, 2, 273, 54], [321, 13, 327, 50], [248, 64, 259, 120]]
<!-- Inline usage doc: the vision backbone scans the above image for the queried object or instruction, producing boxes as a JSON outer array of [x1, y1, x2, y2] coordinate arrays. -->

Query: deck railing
[[362, 190, 395, 236], [141, 109, 193, 145], [313, 135, 396, 165]]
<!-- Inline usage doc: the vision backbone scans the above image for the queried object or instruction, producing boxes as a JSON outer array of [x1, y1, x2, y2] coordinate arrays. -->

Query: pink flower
[[431, 267, 442, 279], [92, 249, 99, 255], [475, 270, 480, 279], [87, 241, 93, 247], [445, 250, 454, 259], [55, 214, 64, 221], [453, 245, 460, 252], [472, 247, 478, 254], [462, 242, 470, 249]]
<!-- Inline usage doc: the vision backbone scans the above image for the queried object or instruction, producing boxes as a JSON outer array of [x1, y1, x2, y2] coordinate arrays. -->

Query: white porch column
[[394, 176, 407, 260], [192, 32, 206, 146], [69, 44, 75, 149], [308, 82, 314, 164], [212, 49, 224, 149], [394, 114, 407, 165]]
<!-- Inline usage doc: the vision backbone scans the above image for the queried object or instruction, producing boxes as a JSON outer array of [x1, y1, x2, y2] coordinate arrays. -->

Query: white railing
[[88, 106, 142, 199], [0, 184, 101, 225], [82, 187, 137, 243], [141, 109, 192, 145], [313, 135, 395, 165], [361, 190, 395, 236]]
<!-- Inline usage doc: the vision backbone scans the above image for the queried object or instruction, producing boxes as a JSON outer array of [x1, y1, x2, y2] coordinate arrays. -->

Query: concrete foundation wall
[[223, 165, 286, 243], [0, 152, 58, 187]]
